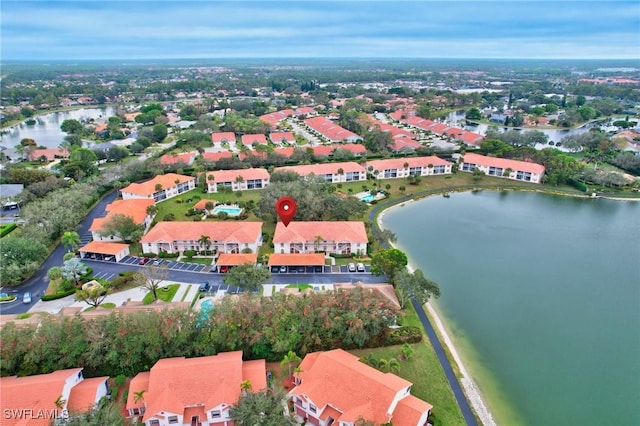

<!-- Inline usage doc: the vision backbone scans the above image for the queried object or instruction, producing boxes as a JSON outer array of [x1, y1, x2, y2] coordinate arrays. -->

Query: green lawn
[[184, 257, 213, 265], [284, 284, 313, 291], [142, 283, 180, 304], [155, 187, 263, 221]]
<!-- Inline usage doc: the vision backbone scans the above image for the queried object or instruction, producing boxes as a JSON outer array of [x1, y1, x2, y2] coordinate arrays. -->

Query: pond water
[[381, 190, 640, 426]]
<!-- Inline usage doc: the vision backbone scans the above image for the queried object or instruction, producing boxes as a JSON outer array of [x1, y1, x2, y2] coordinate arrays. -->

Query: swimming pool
[[359, 194, 375, 202], [197, 298, 215, 327], [212, 205, 243, 216]]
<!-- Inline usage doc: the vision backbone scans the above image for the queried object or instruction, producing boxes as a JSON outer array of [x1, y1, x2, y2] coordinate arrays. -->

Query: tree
[[314, 235, 324, 252], [198, 235, 212, 251], [223, 263, 271, 292], [133, 390, 145, 404], [135, 264, 169, 301], [76, 281, 109, 308], [394, 269, 440, 308], [472, 168, 485, 181], [370, 248, 408, 280], [400, 343, 414, 360], [62, 258, 89, 287], [465, 107, 482, 121], [152, 123, 168, 142], [364, 128, 393, 153], [0, 237, 49, 285], [229, 389, 296, 426], [65, 398, 125, 426], [61, 231, 81, 252], [280, 350, 302, 377], [47, 266, 63, 281], [60, 119, 83, 134], [99, 213, 143, 242], [378, 357, 401, 374]]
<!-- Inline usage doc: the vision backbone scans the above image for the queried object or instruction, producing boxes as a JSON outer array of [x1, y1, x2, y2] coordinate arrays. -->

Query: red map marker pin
[[275, 196, 297, 227]]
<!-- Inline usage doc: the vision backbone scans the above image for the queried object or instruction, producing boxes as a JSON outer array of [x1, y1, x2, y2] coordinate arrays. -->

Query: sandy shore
[[377, 201, 497, 426]]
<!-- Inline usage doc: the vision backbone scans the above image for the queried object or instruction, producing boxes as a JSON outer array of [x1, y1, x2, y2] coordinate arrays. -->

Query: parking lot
[[119, 256, 211, 273]]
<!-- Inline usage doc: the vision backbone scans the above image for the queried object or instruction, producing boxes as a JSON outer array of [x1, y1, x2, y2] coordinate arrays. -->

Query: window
[[433, 165, 446, 174], [346, 171, 360, 181], [168, 416, 178, 424], [211, 410, 221, 418], [409, 167, 421, 176], [383, 169, 398, 178], [309, 404, 317, 413], [462, 162, 476, 172], [150, 420, 160, 426]]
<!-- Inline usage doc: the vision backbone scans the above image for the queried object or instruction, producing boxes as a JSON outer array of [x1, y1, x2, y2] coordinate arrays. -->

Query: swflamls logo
[[3, 408, 69, 420]]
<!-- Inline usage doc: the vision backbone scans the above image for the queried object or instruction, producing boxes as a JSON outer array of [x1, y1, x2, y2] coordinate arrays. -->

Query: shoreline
[[377, 201, 497, 426]]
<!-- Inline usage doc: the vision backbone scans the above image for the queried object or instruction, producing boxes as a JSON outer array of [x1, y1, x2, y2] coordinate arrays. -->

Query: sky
[[1, 1, 639, 61]]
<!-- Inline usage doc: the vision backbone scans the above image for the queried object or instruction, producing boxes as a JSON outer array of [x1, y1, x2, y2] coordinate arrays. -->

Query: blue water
[[360, 194, 375, 202], [213, 206, 242, 216], [197, 299, 214, 327]]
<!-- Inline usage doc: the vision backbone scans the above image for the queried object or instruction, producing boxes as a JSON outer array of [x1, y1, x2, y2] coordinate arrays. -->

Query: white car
[[356, 263, 366, 272], [348, 263, 356, 272]]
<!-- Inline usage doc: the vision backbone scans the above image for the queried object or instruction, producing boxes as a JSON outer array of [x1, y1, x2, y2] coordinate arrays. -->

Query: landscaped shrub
[[158, 251, 179, 259], [183, 250, 197, 258], [163, 213, 176, 221], [329, 253, 353, 259], [41, 289, 76, 301], [568, 178, 588, 192], [386, 326, 423, 345], [140, 253, 157, 259], [0, 224, 18, 238]]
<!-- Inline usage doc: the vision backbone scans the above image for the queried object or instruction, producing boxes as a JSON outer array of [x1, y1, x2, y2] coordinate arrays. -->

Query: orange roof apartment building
[[274, 162, 366, 184], [140, 221, 263, 255], [273, 221, 367, 255], [121, 173, 196, 203], [367, 156, 452, 179], [290, 349, 432, 426], [0, 368, 110, 426], [204, 168, 270, 193], [460, 153, 545, 183], [304, 116, 362, 143], [126, 352, 267, 426], [89, 198, 155, 241]]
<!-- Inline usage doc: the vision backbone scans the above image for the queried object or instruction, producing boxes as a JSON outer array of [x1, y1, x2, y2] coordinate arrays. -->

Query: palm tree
[[403, 162, 409, 170], [337, 168, 344, 176], [133, 390, 145, 405], [54, 395, 66, 410], [313, 235, 324, 252], [198, 235, 212, 251], [146, 204, 158, 217], [240, 379, 252, 396], [204, 201, 215, 212], [400, 343, 414, 361], [61, 231, 81, 252], [154, 183, 163, 193], [280, 350, 302, 377], [378, 358, 400, 374]]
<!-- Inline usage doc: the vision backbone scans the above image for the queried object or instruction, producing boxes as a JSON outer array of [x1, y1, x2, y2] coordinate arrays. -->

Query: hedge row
[[568, 178, 588, 192], [0, 224, 18, 238], [386, 326, 423, 345], [41, 289, 76, 301]]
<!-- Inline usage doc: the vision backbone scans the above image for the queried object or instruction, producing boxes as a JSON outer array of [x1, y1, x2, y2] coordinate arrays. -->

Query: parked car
[[280, 266, 288, 273], [139, 257, 150, 265], [152, 259, 162, 266], [348, 263, 357, 272], [23, 292, 32, 304], [297, 266, 306, 273], [199, 282, 210, 292], [219, 266, 229, 273], [356, 263, 366, 272]]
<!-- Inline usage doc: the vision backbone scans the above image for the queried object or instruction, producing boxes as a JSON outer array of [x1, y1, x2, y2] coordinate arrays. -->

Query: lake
[[0, 107, 115, 158], [381, 190, 640, 425]]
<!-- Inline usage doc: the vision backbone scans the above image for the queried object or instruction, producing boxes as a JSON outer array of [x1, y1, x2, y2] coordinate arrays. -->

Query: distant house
[[204, 168, 270, 193], [259, 109, 295, 129], [159, 152, 196, 167], [273, 221, 367, 255], [140, 221, 263, 254], [241, 134, 268, 148], [126, 352, 267, 426], [311, 144, 367, 158], [27, 148, 69, 162], [460, 153, 545, 183], [366, 156, 452, 179], [388, 137, 423, 153], [0, 368, 110, 426], [89, 198, 155, 241], [275, 162, 366, 183], [290, 349, 432, 426], [304, 116, 362, 143], [120, 173, 196, 203], [269, 132, 296, 145], [211, 132, 236, 145]]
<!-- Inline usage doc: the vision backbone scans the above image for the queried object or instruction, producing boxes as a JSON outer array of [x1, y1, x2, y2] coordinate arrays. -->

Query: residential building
[[259, 109, 295, 129], [201, 151, 233, 163], [211, 132, 236, 145], [120, 173, 196, 203], [366, 156, 452, 179], [304, 116, 362, 143], [311, 144, 367, 158], [204, 168, 270, 193], [0, 368, 110, 426], [460, 153, 545, 183], [389, 138, 423, 153], [269, 132, 296, 145], [126, 352, 267, 426], [273, 221, 367, 255], [159, 152, 196, 167], [241, 134, 268, 148], [79, 241, 130, 262], [27, 148, 69, 162], [290, 349, 432, 426], [140, 221, 263, 254], [275, 162, 366, 183], [89, 198, 155, 241]]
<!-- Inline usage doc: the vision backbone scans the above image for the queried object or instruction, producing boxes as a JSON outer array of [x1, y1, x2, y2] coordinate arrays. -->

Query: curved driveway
[[370, 199, 479, 426]]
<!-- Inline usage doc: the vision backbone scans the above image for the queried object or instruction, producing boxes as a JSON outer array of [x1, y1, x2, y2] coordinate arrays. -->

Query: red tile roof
[[140, 221, 262, 245], [159, 152, 196, 166], [241, 134, 268, 146], [121, 173, 195, 197], [125, 372, 149, 410], [304, 116, 361, 142], [217, 253, 258, 266], [205, 168, 269, 183], [295, 107, 316, 115], [0, 368, 83, 426], [393, 395, 433, 425], [269, 132, 296, 143], [211, 132, 236, 144], [275, 161, 366, 177], [292, 350, 422, 425], [79, 241, 130, 255], [274, 221, 367, 244], [132, 352, 266, 422], [28, 148, 70, 161], [90, 199, 154, 232], [268, 253, 325, 266], [259, 109, 295, 128], [312, 144, 367, 157], [67, 377, 108, 413], [202, 151, 233, 162], [463, 153, 545, 175], [367, 156, 450, 171], [389, 138, 422, 152], [193, 199, 217, 210]]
